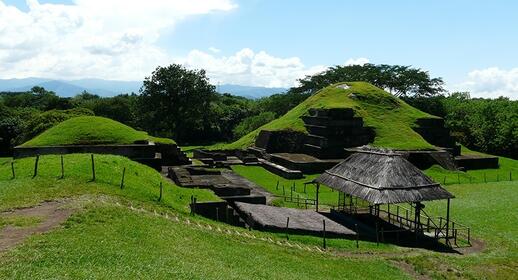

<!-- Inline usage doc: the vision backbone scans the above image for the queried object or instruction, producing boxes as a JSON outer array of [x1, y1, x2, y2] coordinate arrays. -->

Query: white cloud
[[0, 0, 236, 80], [208, 47, 221, 53], [455, 67, 518, 99], [345, 57, 370, 66], [179, 48, 326, 88]]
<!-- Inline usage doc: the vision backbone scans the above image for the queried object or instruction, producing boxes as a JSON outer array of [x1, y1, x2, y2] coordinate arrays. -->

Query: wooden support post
[[33, 155, 39, 178], [381, 227, 384, 243], [292, 181, 295, 192], [216, 207, 219, 222], [91, 154, 96, 182], [11, 161, 15, 179], [290, 185, 293, 200], [315, 183, 320, 212], [120, 167, 126, 189], [445, 198, 451, 245], [276, 180, 279, 190], [304, 183, 306, 193], [282, 185, 285, 196], [387, 204, 391, 223], [60, 155, 64, 179], [285, 217, 290, 240], [375, 221, 379, 246], [355, 223, 359, 248], [322, 219, 326, 249], [158, 182, 163, 202]]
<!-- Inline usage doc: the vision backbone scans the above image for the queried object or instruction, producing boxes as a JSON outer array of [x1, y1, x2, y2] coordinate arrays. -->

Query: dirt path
[[0, 201, 73, 252]]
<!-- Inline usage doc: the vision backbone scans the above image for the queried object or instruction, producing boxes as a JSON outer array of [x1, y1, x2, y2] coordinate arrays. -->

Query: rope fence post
[[120, 167, 126, 189], [60, 155, 64, 179], [32, 155, 39, 178], [322, 219, 326, 249], [355, 223, 359, 248], [11, 161, 15, 179], [90, 154, 96, 182], [285, 217, 290, 240], [276, 180, 279, 190], [158, 181, 163, 201]]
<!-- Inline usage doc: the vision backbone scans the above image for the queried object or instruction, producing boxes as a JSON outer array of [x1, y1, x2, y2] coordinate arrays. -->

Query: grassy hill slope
[[0, 154, 410, 279], [22, 116, 174, 147], [224, 82, 438, 150]]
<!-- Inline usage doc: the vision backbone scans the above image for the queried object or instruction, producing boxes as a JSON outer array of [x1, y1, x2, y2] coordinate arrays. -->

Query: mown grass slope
[[0, 154, 411, 279], [224, 82, 438, 150], [22, 116, 174, 147]]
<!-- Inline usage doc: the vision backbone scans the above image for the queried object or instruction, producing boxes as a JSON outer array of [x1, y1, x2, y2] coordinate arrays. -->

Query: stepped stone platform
[[234, 202, 356, 237], [14, 142, 190, 170], [455, 155, 499, 170], [413, 118, 461, 156], [168, 166, 273, 204], [270, 153, 342, 174]]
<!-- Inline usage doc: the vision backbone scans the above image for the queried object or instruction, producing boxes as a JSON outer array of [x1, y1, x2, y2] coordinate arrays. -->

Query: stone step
[[303, 144, 346, 159], [301, 116, 363, 127], [304, 124, 373, 138], [308, 108, 355, 119], [258, 158, 303, 179]]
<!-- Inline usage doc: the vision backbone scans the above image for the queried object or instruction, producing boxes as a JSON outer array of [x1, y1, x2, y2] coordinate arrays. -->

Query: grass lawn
[[0, 204, 409, 279], [223, 82, 437, 150], [22, 116, 174, 147], [401, 181, 518, 279], [231, 165, 340, 208]]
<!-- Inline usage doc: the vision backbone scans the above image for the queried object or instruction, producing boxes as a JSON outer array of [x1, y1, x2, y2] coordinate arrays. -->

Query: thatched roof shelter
[[314, 148, 454, 204]]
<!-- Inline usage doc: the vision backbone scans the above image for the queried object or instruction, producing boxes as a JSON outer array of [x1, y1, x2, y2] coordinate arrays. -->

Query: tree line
[[1, 63, 516, 159]]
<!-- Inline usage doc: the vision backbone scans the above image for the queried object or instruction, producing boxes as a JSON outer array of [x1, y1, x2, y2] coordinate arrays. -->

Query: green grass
[[0, 154, 217, 213], [231, 165, 340, 207], [424, 148, 518, 186], [223, 82, 437, 150], [22, 116, 174, 147], [0, 216, 43, 229], [0, 204, 409, 279], [402, 181, 518, 279]]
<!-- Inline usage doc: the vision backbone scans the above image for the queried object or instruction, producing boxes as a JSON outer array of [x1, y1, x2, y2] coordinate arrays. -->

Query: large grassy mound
[[22, 116, 174, 147], [225, 82, 438, 150]]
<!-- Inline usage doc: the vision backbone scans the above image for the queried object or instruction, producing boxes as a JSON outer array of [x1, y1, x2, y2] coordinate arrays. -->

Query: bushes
[[233, 112, 276, 139]]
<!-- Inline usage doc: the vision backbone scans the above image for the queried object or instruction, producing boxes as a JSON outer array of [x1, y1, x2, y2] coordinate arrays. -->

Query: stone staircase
[[302, 108, 375, 159]]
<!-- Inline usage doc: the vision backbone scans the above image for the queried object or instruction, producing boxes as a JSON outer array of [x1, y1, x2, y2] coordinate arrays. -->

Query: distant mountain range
[[0, 78, 288, 98]]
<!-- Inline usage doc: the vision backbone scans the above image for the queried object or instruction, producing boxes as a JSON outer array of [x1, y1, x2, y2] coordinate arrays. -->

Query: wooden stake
[[158, 182, 163, 201], [316, 183, 320, 212], [285, 217, 290, 240], [11, 161, 15, 179], [32, 155, 39, 178], [90, 154, 96, 181], [120, 167, 126, 189], [322, 219, 326, 249], [355, 223, 359, 248], [60, 155, 64, 179]]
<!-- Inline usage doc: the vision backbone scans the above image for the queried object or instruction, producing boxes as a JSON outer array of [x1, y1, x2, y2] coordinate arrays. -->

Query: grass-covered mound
[[22, 116, 174, 147], [224, 82, 438, 150]]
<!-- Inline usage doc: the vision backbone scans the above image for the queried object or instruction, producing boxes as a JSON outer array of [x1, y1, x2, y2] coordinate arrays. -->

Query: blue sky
[[1, 0, 517, 98]]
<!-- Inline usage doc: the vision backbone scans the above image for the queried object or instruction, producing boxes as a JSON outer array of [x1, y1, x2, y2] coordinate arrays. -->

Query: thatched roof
[[314, 148, 454, 204]]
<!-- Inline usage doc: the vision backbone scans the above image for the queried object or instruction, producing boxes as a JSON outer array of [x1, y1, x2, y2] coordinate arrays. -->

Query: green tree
[[137, 64, 217, 143], [291, 64, 444, 97]]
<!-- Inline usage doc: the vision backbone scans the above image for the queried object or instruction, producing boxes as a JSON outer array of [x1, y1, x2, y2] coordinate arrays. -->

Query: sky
[[0, 0, 517, 99]]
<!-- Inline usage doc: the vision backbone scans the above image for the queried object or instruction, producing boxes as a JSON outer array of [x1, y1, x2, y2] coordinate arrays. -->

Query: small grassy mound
[[22, 116, 174, 147], [224, 82, 438, 150]]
